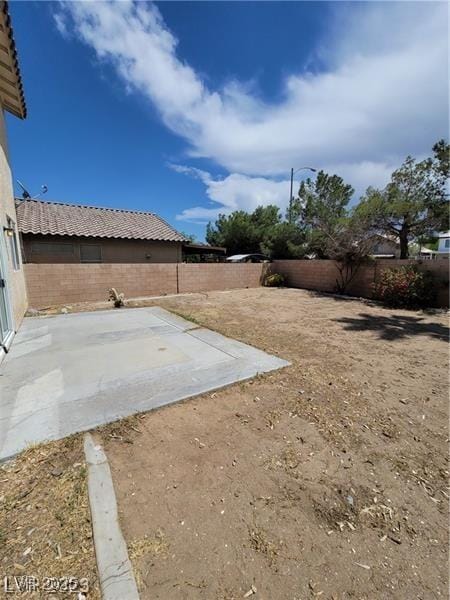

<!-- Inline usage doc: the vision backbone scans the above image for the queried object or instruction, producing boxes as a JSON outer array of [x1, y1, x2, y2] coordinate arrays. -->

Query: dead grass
[[0, 436, 100, 599], [128, 530, 168, 560]]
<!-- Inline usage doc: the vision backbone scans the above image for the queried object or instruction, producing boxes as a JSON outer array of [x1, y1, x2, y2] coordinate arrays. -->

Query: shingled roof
[[15, 199, 187, 243]]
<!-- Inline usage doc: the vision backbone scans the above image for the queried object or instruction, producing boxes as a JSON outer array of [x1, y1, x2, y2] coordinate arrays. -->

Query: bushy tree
[[356, 140, 449, 258], [297, 170, 355, 258], [206, 211, 261, 255], [261, 221, 307, 259], [206, 205, 304, 258]]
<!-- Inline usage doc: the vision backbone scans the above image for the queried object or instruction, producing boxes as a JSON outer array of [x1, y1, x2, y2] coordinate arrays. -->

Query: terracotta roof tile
[[15, 199, 186, 243]]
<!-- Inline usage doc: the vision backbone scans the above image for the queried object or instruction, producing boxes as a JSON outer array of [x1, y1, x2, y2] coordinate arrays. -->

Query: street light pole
[[289, 167, 294, 215], [288, 166, 316, 223]]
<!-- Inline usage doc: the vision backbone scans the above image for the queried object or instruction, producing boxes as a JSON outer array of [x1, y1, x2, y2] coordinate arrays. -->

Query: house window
[[31, 242, 75, 255], [5, 216, 20, 271], [445, 239, 450, 249], [80, 244, 102, 263]]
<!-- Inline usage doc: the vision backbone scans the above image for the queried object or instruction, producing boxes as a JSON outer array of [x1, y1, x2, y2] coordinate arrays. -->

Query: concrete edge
[[84, 433, 139, 600], [146, 306, 200, 331]]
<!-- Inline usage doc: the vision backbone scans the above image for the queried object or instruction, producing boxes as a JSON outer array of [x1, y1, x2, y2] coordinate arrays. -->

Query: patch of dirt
[[0, 436, 100, 599], [95, 288, 449, 599]]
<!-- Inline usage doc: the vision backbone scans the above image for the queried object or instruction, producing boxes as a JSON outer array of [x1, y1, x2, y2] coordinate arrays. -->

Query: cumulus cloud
[[169, 164, 290, 223], [54, 0, 448, 220]]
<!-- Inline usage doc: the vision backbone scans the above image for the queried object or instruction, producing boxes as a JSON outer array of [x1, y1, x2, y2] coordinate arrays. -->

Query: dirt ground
[[94, 288, 449, 600]]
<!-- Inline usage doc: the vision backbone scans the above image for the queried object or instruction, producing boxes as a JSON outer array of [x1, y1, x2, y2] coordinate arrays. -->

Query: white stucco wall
[[0, 108, 28, 329]]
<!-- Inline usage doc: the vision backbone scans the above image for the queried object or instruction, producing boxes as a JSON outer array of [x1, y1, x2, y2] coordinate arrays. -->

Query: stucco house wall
[[0, 108, 27, 329], [21, 233, 183, 264]]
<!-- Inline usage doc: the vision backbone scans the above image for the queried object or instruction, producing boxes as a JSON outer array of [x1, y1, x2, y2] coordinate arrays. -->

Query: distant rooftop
[[0, 1, 26, 118], [15, 198, 187, 243]]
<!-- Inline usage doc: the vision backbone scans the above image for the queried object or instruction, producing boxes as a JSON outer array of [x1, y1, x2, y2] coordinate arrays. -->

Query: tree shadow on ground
[[335, 313, 449, 342]]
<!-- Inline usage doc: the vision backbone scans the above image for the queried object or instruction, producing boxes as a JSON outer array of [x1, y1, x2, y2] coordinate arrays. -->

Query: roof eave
[[0, 1, 27, 119], [19, 229, 185, 243]]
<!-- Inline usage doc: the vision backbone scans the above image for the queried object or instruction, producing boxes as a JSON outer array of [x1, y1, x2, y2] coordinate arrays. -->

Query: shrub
[[264, 273, 285, 287], [108, 287, 125, 308], [373, 265, 435, 308]]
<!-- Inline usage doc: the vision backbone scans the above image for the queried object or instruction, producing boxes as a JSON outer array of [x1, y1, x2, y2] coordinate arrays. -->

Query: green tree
[[297, 170, 354, 257], [180, 231, 197, 243], [356, 141, 449, 259], [261, 221, 307, 259], [206, 205, 281, 256]]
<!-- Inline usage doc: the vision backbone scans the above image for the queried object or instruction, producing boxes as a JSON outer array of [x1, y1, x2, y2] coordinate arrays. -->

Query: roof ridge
[[15, 197, 158, 217]]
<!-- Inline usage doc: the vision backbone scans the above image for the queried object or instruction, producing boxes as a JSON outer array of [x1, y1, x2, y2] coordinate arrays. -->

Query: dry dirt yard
[[97, 287, 449, 600]]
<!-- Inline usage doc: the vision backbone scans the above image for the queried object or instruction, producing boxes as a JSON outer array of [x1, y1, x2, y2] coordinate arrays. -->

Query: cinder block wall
[[178, 263, 265, 293], [273, 259, 449, 307], [24, 263, 266, 308], [23, 259, 449, 309], [24, 263, 178, 307]]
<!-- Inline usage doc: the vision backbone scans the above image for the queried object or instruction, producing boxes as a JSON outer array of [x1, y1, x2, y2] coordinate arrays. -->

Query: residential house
[[0, 1, 27, 358], [17, 199, 188, 264], [368, 234, 400, 258], [436, 231, 450, 256]]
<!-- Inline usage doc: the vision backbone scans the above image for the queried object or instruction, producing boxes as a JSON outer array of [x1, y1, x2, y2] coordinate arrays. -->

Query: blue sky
[[6, 1, 449, 241]]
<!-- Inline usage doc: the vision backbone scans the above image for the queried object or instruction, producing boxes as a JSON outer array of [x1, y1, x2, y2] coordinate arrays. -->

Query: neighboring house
[[16, 199, 187, 264], [436, 231, 450, 256], [368, 234, 400, 258], [0, 1, 28, 357], [415, 246, 437, 260]]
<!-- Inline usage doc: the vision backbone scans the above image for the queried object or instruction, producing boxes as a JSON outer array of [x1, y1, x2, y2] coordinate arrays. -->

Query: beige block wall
[[0, 109, 28, 329], [24, 263, 266, 308], [274, 259, 449, 307], [23, 258, 448, 310], [24, 263, 179, 307], [178, 263, 266, 293], [22, 234, 183, 264]]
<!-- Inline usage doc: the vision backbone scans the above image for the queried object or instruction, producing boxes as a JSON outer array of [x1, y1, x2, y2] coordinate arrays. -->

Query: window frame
[[80, 243, 102, 263], [31, 241, 75, 256]]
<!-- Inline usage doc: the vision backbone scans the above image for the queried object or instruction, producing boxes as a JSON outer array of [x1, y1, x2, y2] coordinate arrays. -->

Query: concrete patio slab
[[0, 307, 289, 459]]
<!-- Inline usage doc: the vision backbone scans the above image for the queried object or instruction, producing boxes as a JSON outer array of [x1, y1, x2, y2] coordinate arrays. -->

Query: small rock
[[243, 585, 257, 598], [50, 467, 63, 477]]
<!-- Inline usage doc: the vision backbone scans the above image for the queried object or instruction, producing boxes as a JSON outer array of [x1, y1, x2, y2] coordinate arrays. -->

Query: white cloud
[[54, 0, 448, 220], [169, 165, 290, 223]]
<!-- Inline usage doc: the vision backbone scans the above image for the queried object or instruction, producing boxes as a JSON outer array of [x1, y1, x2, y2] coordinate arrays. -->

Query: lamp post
[[288, 166, 316, 223]]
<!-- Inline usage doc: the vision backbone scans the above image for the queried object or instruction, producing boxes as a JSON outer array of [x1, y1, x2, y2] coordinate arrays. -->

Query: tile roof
[[15, 199, 187, 243]]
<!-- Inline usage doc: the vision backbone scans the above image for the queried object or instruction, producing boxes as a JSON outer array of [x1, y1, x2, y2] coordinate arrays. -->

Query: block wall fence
[[23, 263, 266, 308], [273, 259, 449, 308], [24, 259, 448, 309]]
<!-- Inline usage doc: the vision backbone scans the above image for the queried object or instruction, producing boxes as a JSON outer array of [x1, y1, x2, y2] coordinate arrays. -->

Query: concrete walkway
[[0, 307, 288, 459]]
